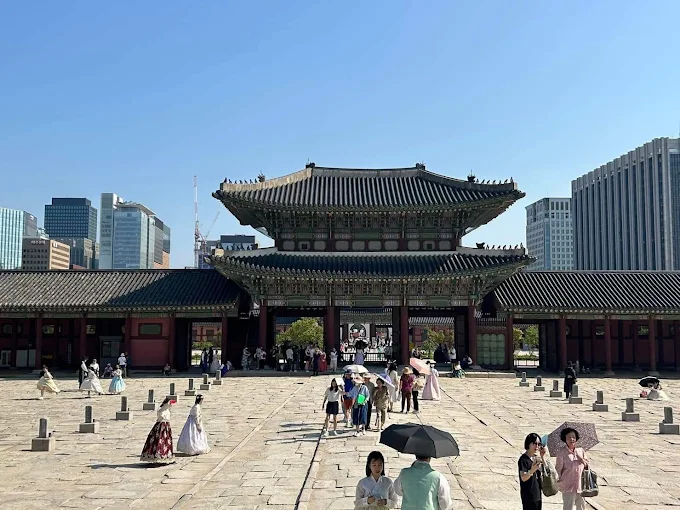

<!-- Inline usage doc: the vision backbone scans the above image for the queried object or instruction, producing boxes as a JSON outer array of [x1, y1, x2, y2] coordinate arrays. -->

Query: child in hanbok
[[422, 362, 441, 401], [108, 364, 126, 394], [80, 367, 104, 397], [177, 395, 211, 455], [141, 397, 176, 464], [37, 366, 60, 399]]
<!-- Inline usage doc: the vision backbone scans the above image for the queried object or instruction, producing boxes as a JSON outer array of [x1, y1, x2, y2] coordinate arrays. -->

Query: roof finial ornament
[[306, 161, 316, 169], [223, 178, 228, 183], [257, 172, 265, 182], [415, 162, 426, 170], [467, 170, 476, 183]]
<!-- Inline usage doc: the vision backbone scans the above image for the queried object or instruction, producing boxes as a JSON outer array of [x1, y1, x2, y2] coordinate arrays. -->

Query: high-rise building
[[525, 198, 573, 271], [21, 238, 71, 270], [52, 237, 99, 269], [572, 137, 680, 270], [99, 193, 125, 269], [152, 218, 171, 269], [112, 202, 157, 269], [44, 198, 97, 241], [198, 234, 258, 269], [0, 208, 38, 270]]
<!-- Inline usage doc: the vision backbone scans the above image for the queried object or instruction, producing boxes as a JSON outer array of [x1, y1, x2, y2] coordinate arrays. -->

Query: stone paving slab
[[0, 373, 679, 508]]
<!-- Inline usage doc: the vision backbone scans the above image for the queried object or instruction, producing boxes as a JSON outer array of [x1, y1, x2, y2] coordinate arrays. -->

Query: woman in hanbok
[[140, 397, 176, 464], [648, 382, 670, 401], [177, 395, 211, 455], [240, 347, 250, 371], [387, 362, 399, 412], [108, 364, 126, 395], [80, 367, 104, 397], [354, 346, 365, 366], [354, 450, 399, 509], [37, 366, 60, 399], [421, 362, 441, 401]]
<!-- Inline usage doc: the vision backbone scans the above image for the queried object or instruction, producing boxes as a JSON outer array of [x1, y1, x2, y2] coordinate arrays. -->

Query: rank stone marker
[[79, 405, 99, 433], [659, 407, 680, 434], [550, 380, 563, 398], [116, 396, 133, 421], [185, 378, 196, 397], [31, 417, 55, 452], [519, 372, 530, 387], [534, 375, 545, 392], [622, 397, 640, 422], [143, 389, 158, 411], [569, 385, 583, 404], [166, 383, 178, 401], [213, 370, 223, 386], [592, 391, 609, 412], [200, 374, 212, 391]]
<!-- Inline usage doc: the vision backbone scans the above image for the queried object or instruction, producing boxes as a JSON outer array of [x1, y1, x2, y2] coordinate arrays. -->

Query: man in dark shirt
[[518, 432, 545, 510]]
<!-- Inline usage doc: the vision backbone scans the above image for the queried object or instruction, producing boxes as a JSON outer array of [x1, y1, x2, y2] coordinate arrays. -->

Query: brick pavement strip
[[0, 374, 679, 508]]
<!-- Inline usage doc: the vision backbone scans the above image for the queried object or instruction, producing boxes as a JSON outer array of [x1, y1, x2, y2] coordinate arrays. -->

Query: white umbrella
[[343, 364, 368, 374], [374, 372, 395, 389]]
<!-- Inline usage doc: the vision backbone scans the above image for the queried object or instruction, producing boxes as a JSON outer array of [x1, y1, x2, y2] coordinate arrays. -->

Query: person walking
[[372, 378, 389, 430], [342, 370, 356, 427], [350, 376, 371, 436], [177, 395, 210, 455], [394, 454, 452, 509], [518, 432, 546, 510], [322, 378, 343, 436], [564, 362, 577, 399], [400, 367, 415, 413], [388, 362, 399, 412], [556, 428, 589, 510], [411, 370, 425, 413], [140, 397, 176, 464], [329, 348, 338, 373], [118, 352, 127, 378], [362, 374, 375, 430], [312, 348, 321, 376], [286, 345, 294, 372], [37, 365, 60, 399], [354, 450, 399, 509]]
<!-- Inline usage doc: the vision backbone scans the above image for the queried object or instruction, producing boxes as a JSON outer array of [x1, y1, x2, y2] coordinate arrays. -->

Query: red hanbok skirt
[[319, 354, 327, 372], [140, 421, 174, 463]]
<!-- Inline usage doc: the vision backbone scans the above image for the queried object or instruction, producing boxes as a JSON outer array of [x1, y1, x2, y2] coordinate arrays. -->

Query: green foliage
[[524, 325, 539, 348], [422, 328, 452, 357], [194, 340, 216, 351], [513, 327, 524, 351], [277, 318, 324, 348], [514, 352, 538, 361]]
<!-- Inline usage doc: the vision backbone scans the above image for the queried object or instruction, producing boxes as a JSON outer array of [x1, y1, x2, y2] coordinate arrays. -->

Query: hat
[[363, 373, 372, 379], [403, 367, 412, 374]]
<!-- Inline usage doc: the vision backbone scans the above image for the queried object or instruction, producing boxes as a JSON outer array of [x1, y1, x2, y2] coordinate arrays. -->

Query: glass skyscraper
[[112, 203, 156, 269], [0, 208, 37, 270], [44, 198, 97, 241], [99, 193, 125, 269]]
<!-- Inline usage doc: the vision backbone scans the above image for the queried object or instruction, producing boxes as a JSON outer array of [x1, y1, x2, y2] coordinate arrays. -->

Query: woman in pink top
[[555, 427, 589, 510]]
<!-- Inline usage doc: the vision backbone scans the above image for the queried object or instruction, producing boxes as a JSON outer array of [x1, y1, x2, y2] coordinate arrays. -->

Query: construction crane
[[194, 176, 221, 268]]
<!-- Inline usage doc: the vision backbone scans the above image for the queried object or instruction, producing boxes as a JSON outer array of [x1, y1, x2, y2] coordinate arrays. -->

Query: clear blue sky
[[2, 1, 679, 268]]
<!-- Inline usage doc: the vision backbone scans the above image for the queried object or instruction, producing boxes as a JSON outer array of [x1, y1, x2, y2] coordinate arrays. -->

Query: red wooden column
[[505, 315, 514, 370], [11, 319, 18, 367], [79, 315, 87, 361], [632, 320, 639, 369], [168, 313, 176, 367], [467, 304, 477, 364], [604, 316, 614, 376], [35, 316, 43, 370], [124, 315, 132, 359], [559, 315, 567, 372], [400, 306, 409, 365], [258, 303, 268, 349], [325, 306, 335, 353], [221, 314, 228, 364], [649, 316, 658, 375], [674, 320, 680, 372]]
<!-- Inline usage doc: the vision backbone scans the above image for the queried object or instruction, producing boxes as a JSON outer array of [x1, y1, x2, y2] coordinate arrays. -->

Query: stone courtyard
[[0, 372, 678, 510]]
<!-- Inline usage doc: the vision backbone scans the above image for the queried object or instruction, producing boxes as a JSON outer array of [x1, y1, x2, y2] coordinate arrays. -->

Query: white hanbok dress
[[80, 369, 104, 394], [177, 404, 210, 455], [209, 356, 221, 374], [355, 349, 365, 366], [388, 369, 399, 404], [422, 368, 441, 400]]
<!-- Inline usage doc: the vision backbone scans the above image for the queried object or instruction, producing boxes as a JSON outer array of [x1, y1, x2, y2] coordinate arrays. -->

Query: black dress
[[564, 367, 577, 397], [518, 453, 542, 510]]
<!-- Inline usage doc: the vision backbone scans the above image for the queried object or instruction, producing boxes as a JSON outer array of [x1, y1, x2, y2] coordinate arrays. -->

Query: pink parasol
[[409, 357, 431, 375]]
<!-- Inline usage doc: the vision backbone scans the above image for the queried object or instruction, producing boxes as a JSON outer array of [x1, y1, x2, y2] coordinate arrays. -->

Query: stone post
[[32, 417, 55, 451], [659, 407, 680, 434], [185, 378, 196, 397], [519, 372, 530, 387], [143, 389, 157, 411], [550, 380, 563, 398], [568, 384, 582, 404], [79, 405, 99, 433], [214, 370, 223, 386], [116, 396, 133, 421], [622, 397, 640, 422], [166, 383, 178, 401], [592, 390, 608, 412], [200, 373, 212, 391], [534, 375, 545, 392]]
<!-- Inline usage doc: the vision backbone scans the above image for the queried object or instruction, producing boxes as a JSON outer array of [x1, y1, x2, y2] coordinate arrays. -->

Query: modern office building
[[152, 218, 171, 269], [525, 198, 573, 271], [198, 234, 258, 269], [112, 202, 157, 269], [44, 198, 97, 241], [0, 208, 38, 270], [99, 193, 125, 269], [52, 237, 99, 269], [21, 238, 71, 270], [572, 137, 680, 270]]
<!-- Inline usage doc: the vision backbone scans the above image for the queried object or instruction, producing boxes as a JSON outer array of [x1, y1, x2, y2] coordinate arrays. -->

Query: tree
[[524, 325, 539, 350], [422, 328, 453, 357], [277, 318, 324, 348], [513, 327, 524, 351]]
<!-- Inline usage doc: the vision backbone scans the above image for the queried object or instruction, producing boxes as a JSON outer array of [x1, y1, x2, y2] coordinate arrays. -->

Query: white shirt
[[330, 351, 338, 361], [325, 388, 342, 403], [449, 348, 456, 360], [393, 461, 452, 510], [118, 355, 127, 366], [286, 348, 293, 359], [354, 475, 399, 509]]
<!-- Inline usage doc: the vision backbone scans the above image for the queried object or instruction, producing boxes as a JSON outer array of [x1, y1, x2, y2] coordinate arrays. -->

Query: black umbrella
[[639, 376, 660, 387], [380, 423, 459, 458]]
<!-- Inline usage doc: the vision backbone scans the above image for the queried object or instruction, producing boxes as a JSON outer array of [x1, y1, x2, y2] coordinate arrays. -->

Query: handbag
[[541, 460, 559, 497], [357, 393, 367, 405], [580, 467, 599, 497]]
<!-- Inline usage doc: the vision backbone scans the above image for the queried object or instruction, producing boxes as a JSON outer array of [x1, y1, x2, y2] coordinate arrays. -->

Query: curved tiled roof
[[494, 271, 680, 314], [214, 165, 523, 210], [210, 249, 531, 277], [0, 270, 242, 312]]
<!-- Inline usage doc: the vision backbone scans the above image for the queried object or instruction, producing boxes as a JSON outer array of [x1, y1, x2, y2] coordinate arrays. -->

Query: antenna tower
[[194, 176, 200, 268]]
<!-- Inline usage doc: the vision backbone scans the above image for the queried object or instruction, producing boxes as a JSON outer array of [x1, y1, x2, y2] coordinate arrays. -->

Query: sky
[[2, 1, 680, 268]]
